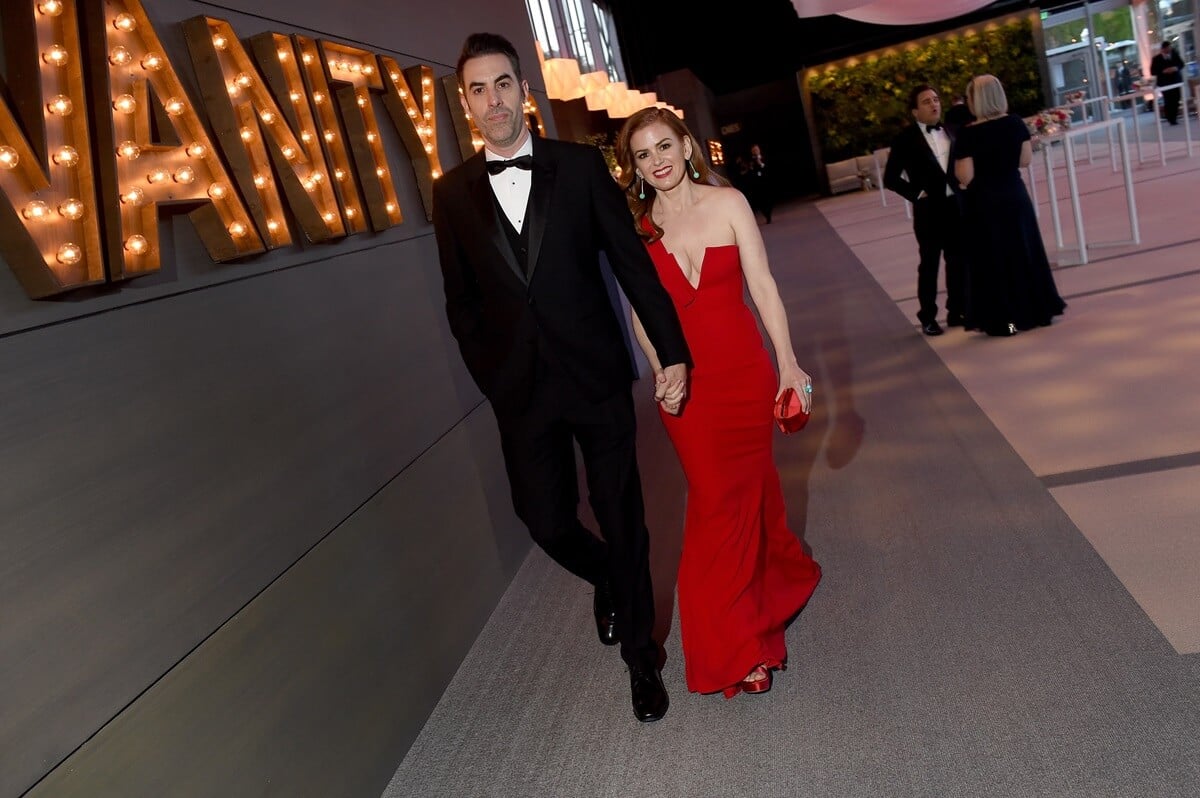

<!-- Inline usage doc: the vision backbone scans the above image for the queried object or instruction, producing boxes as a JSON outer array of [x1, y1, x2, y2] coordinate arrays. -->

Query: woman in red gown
[[615, 109, 822, 698]]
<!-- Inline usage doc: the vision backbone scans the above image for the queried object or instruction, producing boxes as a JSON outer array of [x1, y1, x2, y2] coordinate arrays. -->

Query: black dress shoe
[[593, 581, 618, 646], [629, 666, 669, 722], [922, 321, 944, 336]]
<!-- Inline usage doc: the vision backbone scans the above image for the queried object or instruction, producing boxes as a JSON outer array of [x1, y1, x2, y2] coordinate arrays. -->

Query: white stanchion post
[[1183, 87, 1193, 158], [1063, 135, 1088, 265], [1118, 121, 1141, 246], [1043, 138, 1064, 249]]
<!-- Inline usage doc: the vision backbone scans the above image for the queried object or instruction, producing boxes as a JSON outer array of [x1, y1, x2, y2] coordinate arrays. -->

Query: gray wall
[[0, 1, 544, 795]]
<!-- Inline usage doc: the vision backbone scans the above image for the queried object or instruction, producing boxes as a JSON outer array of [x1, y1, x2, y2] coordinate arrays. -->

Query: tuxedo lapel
[[466, 156, 527, 286], [525, 138, 556, 282]]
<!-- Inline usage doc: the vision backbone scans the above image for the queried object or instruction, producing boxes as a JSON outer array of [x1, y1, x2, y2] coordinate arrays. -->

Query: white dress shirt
[[485, 136, 534, 233], [920, 124, 955, 197]]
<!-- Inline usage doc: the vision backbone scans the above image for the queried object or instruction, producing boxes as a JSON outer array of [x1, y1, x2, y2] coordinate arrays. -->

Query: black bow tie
[[486, 154, 533, 175], [926, 123, 943, 134]]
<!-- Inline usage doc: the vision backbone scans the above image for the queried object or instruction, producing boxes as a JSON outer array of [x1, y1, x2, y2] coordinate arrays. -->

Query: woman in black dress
[[954, 74, 1066, 336]]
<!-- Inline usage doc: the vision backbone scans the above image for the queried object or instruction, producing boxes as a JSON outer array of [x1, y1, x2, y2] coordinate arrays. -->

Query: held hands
[[777, 365, 814, 414], [655, 363, 688, 415]]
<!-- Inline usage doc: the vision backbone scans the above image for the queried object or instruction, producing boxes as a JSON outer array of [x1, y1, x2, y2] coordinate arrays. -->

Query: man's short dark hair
[[1161, 41, 1172, 49], [909, 84, 937, 110], [456, 32, 522, 84]]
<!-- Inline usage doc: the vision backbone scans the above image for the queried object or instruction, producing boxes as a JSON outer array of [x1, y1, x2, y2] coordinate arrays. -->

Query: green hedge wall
[[807, 17, 1045, 162]]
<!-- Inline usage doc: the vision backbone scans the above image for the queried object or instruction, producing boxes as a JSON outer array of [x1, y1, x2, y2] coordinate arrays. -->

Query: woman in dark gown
[[954, 74, 1066, 336], [614, 108, 822, 699]]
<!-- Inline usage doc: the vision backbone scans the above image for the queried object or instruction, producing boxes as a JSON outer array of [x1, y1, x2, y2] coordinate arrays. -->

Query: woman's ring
[[803, 384, 813, 394]]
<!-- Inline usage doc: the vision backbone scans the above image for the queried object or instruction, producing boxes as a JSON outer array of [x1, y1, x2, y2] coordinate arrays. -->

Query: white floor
[[816, 116, 1200, 655]]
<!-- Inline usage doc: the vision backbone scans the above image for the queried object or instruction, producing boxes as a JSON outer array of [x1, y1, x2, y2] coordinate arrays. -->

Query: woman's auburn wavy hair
[[614, 107, 725, 242]]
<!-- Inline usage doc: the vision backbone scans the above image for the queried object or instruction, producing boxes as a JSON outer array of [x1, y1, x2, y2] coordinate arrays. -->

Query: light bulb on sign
[[173, 167, 195, 184], [124, 235, 148, 254], [186, 143, 207, 158], [43, 45, 69, 66], [324, 130, 335, 142], [52, 146, 79, 166], [267, 219, 279, 232], [58, 199, 85, 220], [261, 110, 276, 124], [239, 127, 253, 142], [37, 1, 64, 15], [121, 187, 145, 205], [163, 98, 185, 116], [0, 146, 18, 169], [280, 145, 296, 160], [117, 141, 141, 159], [56, 243, 82, 264], [109, 46, 132, 66], [141, 53, 163, 70], [113, 13, 136, 31], [113, 94, 136, 114], [22, 201, 51, 220], [300, 130, 312, 143], [228, 221, 247, 237], [208, 184, 227, 199], [289, 91, 301, 103], [47, 95, 73, 115], [312, 92, 325, 104], [322, 211, 335, 222], [302, 53, 313, 64], [345, 207, 357, 218], [147, 168, 169, 183], [235, 73, 253, 89], [212, 34, 227, 50], [253, 174, 268, 188]]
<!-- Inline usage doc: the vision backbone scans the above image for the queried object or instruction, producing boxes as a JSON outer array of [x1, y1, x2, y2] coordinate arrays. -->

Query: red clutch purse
[[774, 387, 810, 434]]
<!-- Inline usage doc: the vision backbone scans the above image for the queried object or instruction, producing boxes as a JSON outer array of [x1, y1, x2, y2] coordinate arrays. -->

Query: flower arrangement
[[1063, 90, 1086, 104], [1025, 107, 1072, 137]]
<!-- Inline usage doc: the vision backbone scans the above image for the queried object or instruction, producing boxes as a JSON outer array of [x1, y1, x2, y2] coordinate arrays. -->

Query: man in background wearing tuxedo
[[1151, 40, 1185, 125], [884, 84, 967, 336]]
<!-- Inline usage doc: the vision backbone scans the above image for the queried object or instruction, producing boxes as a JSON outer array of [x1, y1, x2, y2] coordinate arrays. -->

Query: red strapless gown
[[646, 239, 822, 696]]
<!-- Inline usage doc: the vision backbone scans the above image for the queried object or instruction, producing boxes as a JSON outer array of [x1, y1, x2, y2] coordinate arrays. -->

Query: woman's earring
[[686, 158, 700, 179], [638, 176, 645, 200]]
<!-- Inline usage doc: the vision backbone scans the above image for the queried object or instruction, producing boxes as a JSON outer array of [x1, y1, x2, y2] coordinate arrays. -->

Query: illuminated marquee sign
[[0, 0, 545, 299]]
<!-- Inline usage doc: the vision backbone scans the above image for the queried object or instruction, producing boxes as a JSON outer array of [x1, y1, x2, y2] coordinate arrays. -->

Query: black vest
[[493, 193, 532, 276]]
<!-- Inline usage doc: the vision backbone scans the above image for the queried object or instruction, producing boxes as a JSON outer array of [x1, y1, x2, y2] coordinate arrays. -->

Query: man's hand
[[655, 363, 688, 402]]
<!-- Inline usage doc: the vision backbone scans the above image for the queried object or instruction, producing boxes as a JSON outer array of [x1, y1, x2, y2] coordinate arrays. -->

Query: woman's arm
[[725, 190, 813, 413], [630, 308, 683, 414], [955, 156, 974, 188], [1018, 139, 1033, 168]]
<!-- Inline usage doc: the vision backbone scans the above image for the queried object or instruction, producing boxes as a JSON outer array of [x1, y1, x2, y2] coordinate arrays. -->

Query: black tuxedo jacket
[[432, 135, 691, 416], [1151, 52, 1185, 87], [883, 123, 962, 205]]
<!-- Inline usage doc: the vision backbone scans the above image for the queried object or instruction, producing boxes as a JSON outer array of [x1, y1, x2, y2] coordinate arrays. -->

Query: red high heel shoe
[[723, 664, 773, 698], [741, 665, 772, 694]]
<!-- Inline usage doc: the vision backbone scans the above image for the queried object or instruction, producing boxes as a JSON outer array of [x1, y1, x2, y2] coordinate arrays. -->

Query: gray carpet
[[382, 202, 1200, 798]]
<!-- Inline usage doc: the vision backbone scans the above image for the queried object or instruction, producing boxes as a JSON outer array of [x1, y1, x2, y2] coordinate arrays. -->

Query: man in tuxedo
[[743, 144, 775, 223], [884, 84, 967, 336], [432, 32, 691, 722], [1151, 41, 1185, 125]]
